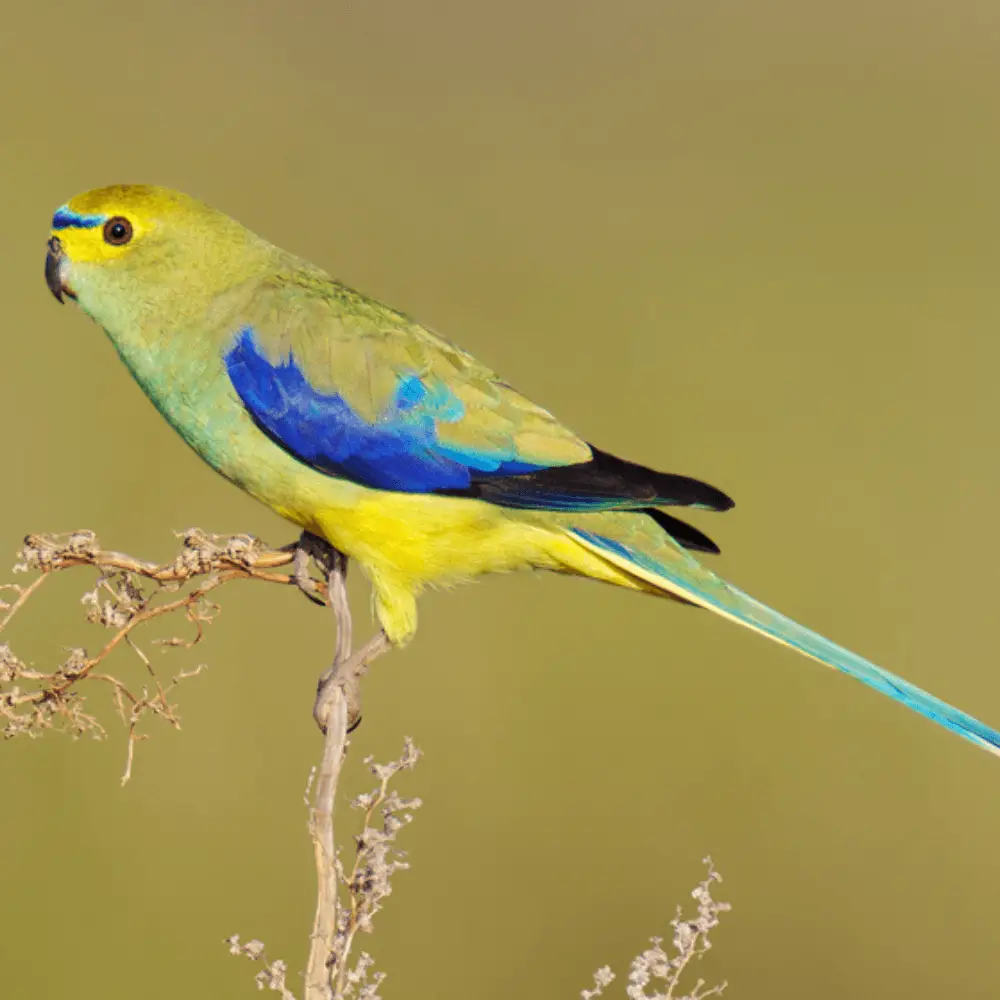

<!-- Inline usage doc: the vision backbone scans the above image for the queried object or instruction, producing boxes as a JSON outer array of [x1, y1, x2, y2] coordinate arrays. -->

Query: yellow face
[[44, 183, 240, 310], [47, 185, 173, 266], [45, 183, 269, 328]]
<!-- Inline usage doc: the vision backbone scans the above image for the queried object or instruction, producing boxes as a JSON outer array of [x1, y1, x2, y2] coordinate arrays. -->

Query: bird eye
[[103, 216, 133, 246]]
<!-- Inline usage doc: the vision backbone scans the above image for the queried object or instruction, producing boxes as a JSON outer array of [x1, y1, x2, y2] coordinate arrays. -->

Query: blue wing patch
[[225, 328, 544, 493]]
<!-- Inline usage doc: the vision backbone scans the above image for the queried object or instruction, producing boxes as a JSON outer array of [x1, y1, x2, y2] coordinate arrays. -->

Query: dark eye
[[103, 216, 133, 246]]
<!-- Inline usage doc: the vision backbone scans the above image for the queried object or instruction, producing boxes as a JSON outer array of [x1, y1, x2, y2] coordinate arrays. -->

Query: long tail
[[568, 520, 1000, 759]]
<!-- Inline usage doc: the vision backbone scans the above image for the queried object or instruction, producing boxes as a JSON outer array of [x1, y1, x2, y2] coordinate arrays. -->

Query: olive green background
[[3, 2, 1000, 997]]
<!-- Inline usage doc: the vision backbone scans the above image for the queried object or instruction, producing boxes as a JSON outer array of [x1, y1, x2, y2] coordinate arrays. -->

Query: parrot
[[43, 183, 1000, 757]]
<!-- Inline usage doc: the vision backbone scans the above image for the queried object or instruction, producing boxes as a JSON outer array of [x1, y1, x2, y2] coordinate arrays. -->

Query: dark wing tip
[[643, 508, 722, 555], [693, 483, 735, 512], [588, 448, 735, 512], [456, 446, 736, 516]]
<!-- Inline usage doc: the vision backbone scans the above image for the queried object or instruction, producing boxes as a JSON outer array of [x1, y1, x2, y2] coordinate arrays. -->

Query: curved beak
[[45, 236, 70, 303]]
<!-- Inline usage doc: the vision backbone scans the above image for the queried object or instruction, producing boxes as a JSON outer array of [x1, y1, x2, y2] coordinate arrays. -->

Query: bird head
[[45, 185, 274, 333]]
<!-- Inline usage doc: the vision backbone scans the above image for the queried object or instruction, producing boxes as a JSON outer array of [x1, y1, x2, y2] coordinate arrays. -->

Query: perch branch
[[306, 556, 353, 999], [0, 528, 328, 781]]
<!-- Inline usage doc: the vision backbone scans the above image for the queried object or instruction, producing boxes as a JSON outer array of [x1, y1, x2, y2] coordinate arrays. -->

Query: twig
[[307, 684, 350, 999], [0, 528, 328, 780], [307, 560, 353, 1000], [332, 741, 421, 996]]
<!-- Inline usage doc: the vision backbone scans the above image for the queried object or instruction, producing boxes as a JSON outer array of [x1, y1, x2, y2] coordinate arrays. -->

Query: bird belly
[[306, 490, 652, 643], [312, 489, 560, 586]]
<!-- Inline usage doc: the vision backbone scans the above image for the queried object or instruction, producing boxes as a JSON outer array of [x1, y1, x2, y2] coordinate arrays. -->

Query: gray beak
[[45, 237, 67, 303]]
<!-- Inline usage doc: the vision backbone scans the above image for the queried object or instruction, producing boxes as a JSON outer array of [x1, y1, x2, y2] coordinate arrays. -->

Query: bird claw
[[287, 531, 344, 606]]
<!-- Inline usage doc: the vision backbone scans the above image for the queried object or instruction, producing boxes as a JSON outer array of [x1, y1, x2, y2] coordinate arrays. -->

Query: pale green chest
[[103, 325, 340, 515]]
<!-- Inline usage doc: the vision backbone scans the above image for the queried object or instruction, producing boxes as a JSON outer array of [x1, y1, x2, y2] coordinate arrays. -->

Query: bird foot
[[287, 531, 346, 606]]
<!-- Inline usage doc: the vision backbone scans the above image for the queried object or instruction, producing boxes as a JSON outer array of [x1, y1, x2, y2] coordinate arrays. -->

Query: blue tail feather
[[572, 527, 1000, 759]]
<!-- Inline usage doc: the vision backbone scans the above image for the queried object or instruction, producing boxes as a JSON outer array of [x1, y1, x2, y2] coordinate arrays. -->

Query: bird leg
[[286, 530, 390, 733], [324, 542, 352, 664], [313, 630, 392, 734]]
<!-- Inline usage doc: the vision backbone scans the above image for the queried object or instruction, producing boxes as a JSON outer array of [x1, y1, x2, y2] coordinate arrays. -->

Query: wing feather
[[221, 266, 731, 514]]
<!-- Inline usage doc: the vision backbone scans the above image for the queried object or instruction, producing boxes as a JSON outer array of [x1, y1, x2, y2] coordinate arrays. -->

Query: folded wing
[[223, 273, 732, 544]]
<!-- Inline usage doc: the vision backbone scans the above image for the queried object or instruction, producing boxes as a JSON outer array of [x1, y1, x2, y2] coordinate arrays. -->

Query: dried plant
[[583, 859, 731, 1000], [0, 528, 324, 783], [229, 739, 422, 1000], [4, 528, 730, 999]]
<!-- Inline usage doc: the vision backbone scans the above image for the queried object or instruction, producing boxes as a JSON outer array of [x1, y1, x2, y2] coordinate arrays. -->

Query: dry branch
[[0, 528, 326, 780]]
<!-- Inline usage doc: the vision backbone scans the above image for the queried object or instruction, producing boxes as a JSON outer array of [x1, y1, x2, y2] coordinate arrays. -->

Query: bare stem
[[306, 686, 350, 1000], [306, 558, 354, 1000]]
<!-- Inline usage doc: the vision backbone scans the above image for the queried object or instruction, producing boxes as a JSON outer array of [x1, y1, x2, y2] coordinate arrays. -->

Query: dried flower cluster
[[0, 529, 323, 782], [229, 738, 423, 1000], [226, 938, 297, 999], [331, 740, 422, 990], [583, 859, 730, 1000]]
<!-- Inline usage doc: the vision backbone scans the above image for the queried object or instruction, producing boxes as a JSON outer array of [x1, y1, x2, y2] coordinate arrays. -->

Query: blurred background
[[3, 1, 1000, 996]]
